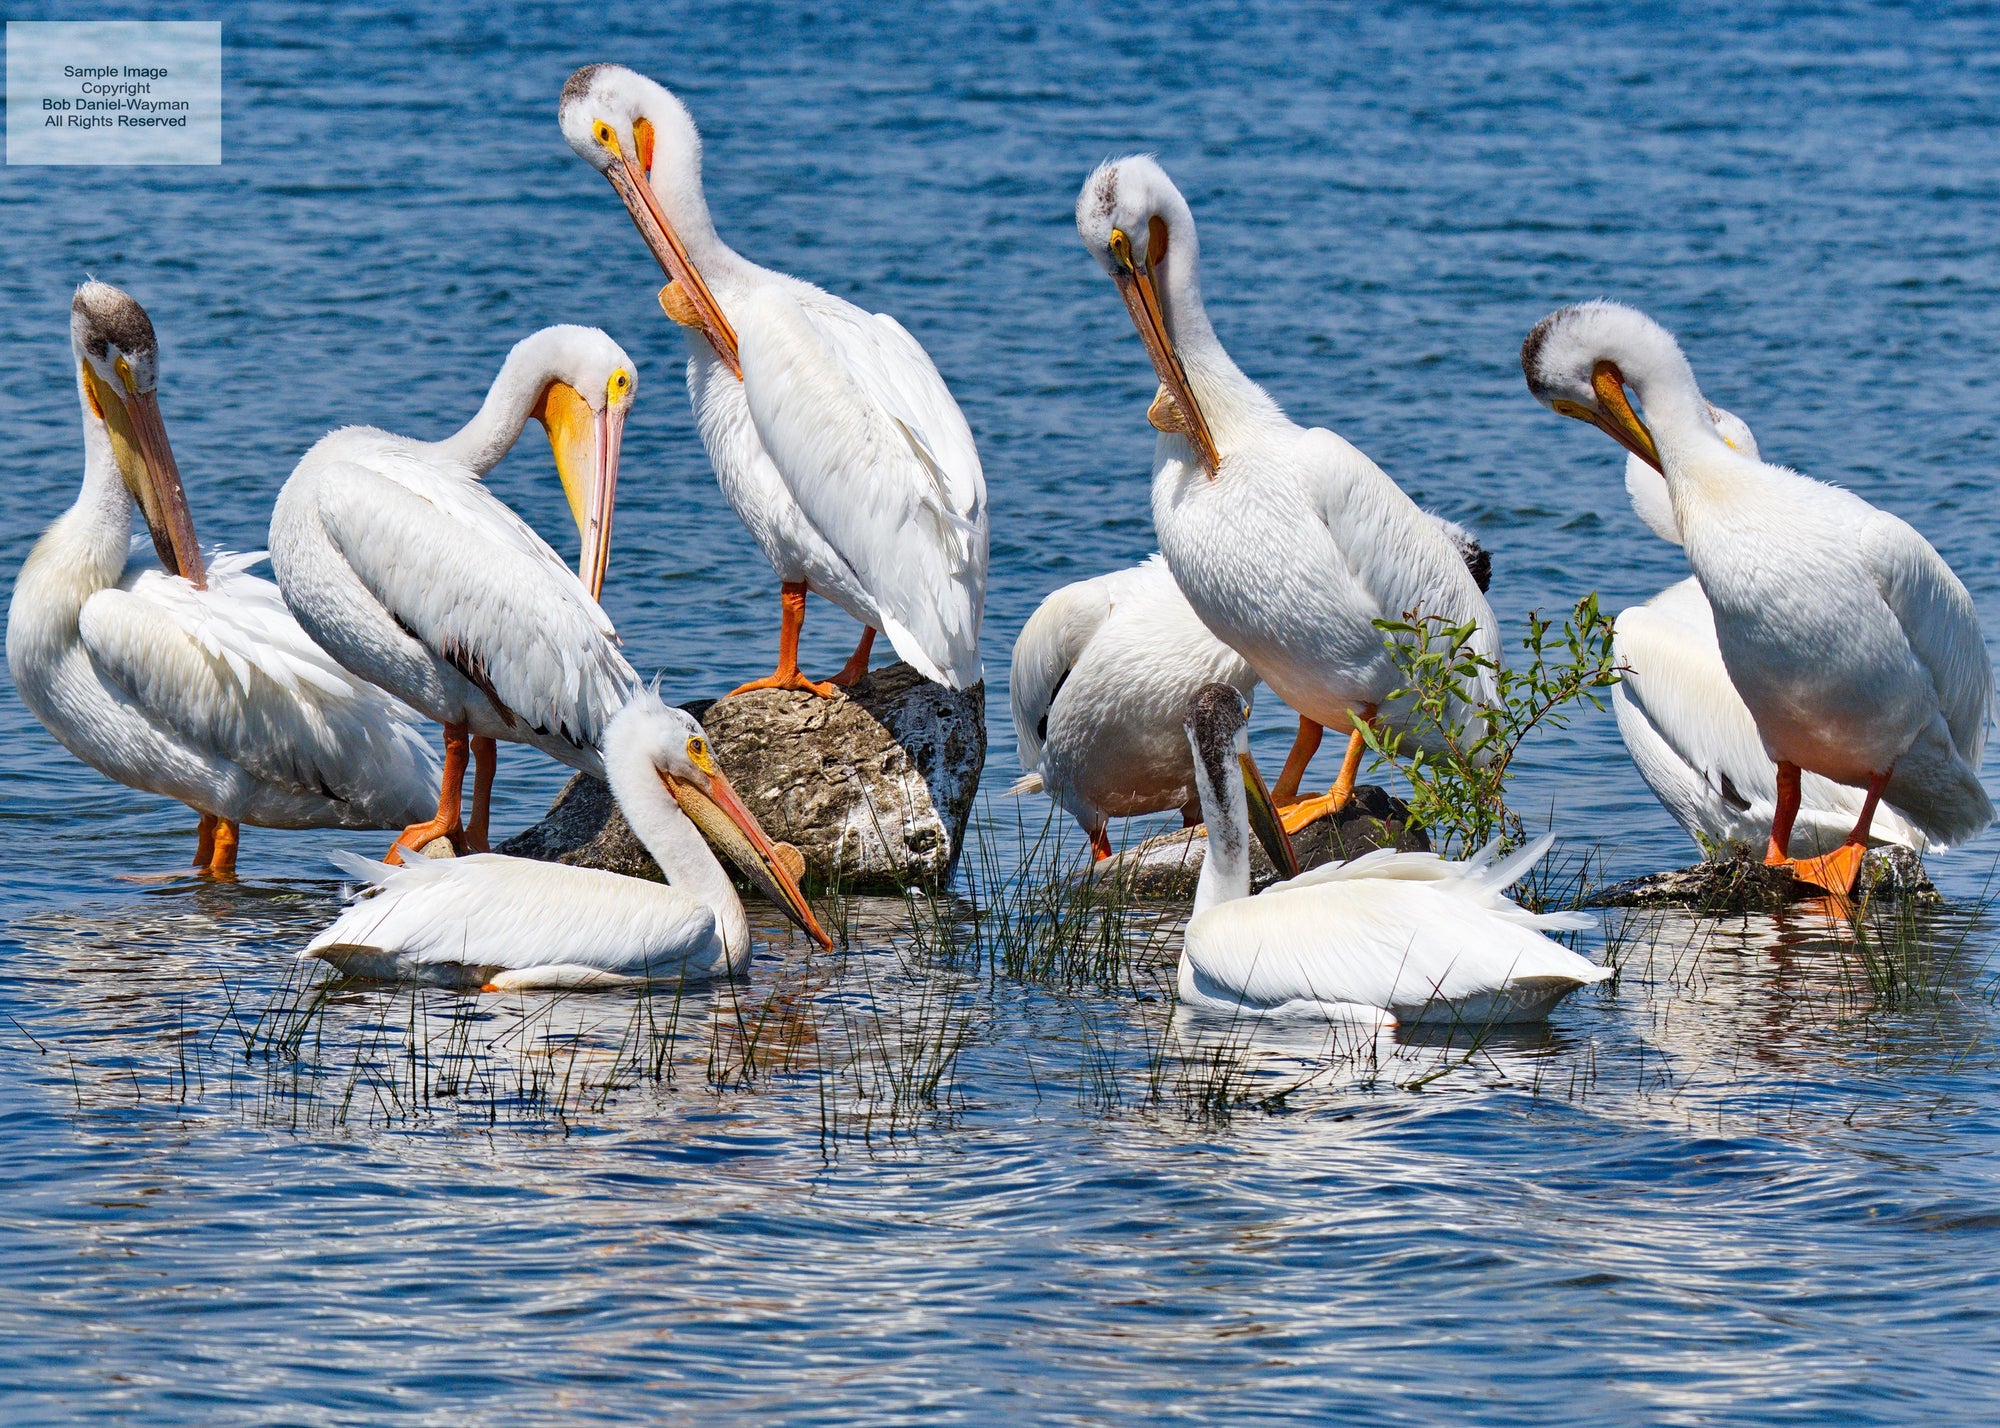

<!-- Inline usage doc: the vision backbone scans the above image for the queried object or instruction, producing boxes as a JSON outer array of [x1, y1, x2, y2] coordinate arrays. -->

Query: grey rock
[[498, 662, 984, 891], [1091, 784, 1428, 900], [1590, 840, 1942, 911]]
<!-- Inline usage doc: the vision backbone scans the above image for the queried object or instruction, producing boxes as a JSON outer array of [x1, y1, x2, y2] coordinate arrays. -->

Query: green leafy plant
[[1357, 594, 1622, 859]]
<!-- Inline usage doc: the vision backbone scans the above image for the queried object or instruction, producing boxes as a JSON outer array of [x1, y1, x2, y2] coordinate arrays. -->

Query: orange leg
[[830, 626, 876, 688], [728, 581, 838, 699], [1089, 825, 1113, 861], [193, 812, 218, 870], [1271, 717, 1323, 803], [205, 819, 240, 881], [1764, 761, 1803, 864], [389, 721, 470, 863], [1281, 705, 1375, 835], [464, 736, 497, 854]]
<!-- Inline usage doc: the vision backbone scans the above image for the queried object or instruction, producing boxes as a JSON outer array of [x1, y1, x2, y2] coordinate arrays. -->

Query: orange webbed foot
[[728, 669, 840, 700], [1279, 790, 1354, 835], [1785, 843, 1867, 898]]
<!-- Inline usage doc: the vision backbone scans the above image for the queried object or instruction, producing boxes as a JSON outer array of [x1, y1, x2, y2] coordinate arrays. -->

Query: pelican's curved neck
[[63, 366, 137, 576], [605, 740, 749, 958], [1155, 221, 1286, 443], [431, 339, 562, 475], [1618, 338, 1726, 478], [1191, 754, 1252, 916], [645, 136, 752, 292]]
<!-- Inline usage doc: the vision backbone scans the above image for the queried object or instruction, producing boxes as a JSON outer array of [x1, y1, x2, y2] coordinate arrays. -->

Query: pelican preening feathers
[[1075, 157, 1501, 837], [268, 325, 642, 862], [11, 67, 1994, 1021], [7, 283, 437, 879], [1175, 686, 1609, 1026], [559, 63, 988, 699], [1525, 301, 1993, 891]]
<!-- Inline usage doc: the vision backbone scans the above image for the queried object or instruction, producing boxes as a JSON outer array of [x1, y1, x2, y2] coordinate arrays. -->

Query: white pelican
[[1613, 405, 1926, 857], [559, 64, 986, 697], [1524, 300, 1993, 892], [1009, 555, 1258, 857], [1075, 157, 1499, 834], [305, 689, 830, 989], [1176, 685, 1607, 1026], [269, 325, 641, 861], [6, 282, 436, 879]]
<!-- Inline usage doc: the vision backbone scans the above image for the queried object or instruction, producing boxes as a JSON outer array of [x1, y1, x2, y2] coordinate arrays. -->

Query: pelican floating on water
[[6, 283, 436, 879], [1075, 157, 1498, 834], [1176, 685, 1606, 1025], [306, 690, 829, 989], [1524, 300, 1993, 892], [1010, 555, 1258, 857], [269, 325, 641, 861], [560, 64, 986, 697], [1613, 405, 1926, 857]]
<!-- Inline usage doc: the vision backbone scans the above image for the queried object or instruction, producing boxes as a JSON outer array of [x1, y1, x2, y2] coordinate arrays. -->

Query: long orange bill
[[1239, 748, 1299, 879], [1588, 363, 1663, 472], [1108, 228, 1220, 475], [665, 767, 832, 949], [578, 405, 624, 602], [604, 156, 741, 378], [122, 385, 205, 589]]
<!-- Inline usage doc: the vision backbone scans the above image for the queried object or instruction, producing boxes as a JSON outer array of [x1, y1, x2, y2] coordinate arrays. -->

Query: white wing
[[736, 283, 987, 688], [1010, 572, 1115, 776], [1860, 510, 1994, 766], [306, 851, 723, 985], [1185, 837, 1606, 1020], [313, 453, 638, 758], [77, 547, 437, 822], [1300, 427, 1501, 689]]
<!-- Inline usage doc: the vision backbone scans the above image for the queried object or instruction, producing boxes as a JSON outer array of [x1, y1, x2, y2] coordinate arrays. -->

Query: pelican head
[[607, 691, 831, 950], [71, 282, 204, 588], [1624, 401, 1760, 547], [1183, 683, 1297, 879], [559, 64, 741, 378], [515, 325, 636, 601], [1076, 156, 1221, 474], [1521, 300, 1719, 475]]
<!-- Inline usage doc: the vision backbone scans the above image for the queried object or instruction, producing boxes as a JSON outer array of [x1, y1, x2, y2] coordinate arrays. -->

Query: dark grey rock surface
[[1590, 841, 1941, 911]]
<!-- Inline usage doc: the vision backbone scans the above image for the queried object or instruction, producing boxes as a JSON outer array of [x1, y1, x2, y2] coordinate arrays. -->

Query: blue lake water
[[5, 3, 2000, 1421]]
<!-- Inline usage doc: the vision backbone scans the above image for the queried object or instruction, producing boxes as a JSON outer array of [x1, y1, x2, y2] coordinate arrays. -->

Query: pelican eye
[[1107, 227, 1136, 274], [607, 368, 631, 401], [114, 354, 136, 393], [1549, 398, 1592, 420], [686, 736, 715, 772], [593, 120, 621, 155]]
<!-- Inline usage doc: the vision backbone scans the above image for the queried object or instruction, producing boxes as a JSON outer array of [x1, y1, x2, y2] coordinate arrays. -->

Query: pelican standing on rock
[[1176, 685, 1608, 1026], [1075, 157, 1498, 834], [269, 325, 641, 861], [1524, 301, 1993, 892], [1010, 555, 1258, 857], [306, 690, 830, 989], [1613, 404, 1926, 857], [559, 64, 987, 697], [7, 283, 436, 879]]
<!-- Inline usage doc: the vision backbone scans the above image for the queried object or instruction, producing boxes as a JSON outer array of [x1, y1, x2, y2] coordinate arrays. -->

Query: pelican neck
[[430, 341, 564, 475], [604, 741, 749, 959]]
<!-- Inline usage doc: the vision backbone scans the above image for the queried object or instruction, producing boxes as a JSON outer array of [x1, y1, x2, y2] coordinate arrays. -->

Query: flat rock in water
[[1590, 841, 1941, 911], [1091, 784, 1427, 900], [498, 662, 983, 891]]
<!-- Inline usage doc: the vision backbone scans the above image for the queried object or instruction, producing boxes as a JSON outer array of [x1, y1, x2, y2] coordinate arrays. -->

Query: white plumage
[[1613, 406, 1924, 856], [1075, 158, 1498, 829], [1526, 301, 1993, 887], [1174, 686, 1608, 1027], [7, 283, 435, 877], [560, 65, 987, 695], [1010, 555, 1258, 855], [305, 691, 830, 990], [268, 325, 641, 856]]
